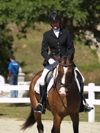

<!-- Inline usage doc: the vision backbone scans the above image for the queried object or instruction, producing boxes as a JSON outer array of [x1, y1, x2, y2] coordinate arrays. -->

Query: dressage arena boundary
[[0, 82, 100, 123]]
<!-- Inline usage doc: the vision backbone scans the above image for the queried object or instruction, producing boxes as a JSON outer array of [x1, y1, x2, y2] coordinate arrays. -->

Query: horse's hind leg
[[34, 112, 44, 133], [70, 113, 79, 133]]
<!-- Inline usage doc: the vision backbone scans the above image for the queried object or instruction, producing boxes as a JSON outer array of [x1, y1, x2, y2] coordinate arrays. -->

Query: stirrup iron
[[34, 103, 44, 113]]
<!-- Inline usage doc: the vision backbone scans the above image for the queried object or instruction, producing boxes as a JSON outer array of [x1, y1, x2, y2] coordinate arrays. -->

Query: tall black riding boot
[[79, 83, 93, 112], [34, 85, 47, 114]]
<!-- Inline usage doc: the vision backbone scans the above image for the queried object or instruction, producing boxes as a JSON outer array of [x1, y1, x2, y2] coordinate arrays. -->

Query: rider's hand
[[48, 58, 56, 65]]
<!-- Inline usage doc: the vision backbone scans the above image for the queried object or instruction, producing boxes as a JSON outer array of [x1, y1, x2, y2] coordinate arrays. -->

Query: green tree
[[0, 0, 100, 76], [0, 26, 13, 78], [1, 0, 100, 36]]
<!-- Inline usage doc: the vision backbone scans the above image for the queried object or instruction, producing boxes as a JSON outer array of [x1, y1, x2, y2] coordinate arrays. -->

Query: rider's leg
[[74, 67, 93, 112], [34, 67, 49, 114], [34, 63, 58, 114], [39, 62, 59, 86], [34, 84, 47, 113]]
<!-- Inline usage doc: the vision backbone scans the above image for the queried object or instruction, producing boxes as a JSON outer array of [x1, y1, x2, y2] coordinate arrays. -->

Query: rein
[[59, 62, 73, 67], [60, 78, 74, 89], [58, 61, 74, 90], [54, 75, 74, 93]]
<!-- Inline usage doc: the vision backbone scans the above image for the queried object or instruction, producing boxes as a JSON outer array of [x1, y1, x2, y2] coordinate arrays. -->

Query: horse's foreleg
[[52, 115, 62, 133], [51, 125, 54, 133], [70, 113, 79, 133]]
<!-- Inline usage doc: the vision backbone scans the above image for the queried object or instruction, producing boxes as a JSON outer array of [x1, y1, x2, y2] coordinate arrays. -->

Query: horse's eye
[[67, 71, 72, 75], [68, 70, 72, 73], [58, 70, 61, 73]]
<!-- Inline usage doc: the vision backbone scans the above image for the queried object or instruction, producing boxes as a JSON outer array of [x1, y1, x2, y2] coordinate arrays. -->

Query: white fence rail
[[0, 83, 100, 123], [84, 83, 100, 123], [0, 84, 30, 103]]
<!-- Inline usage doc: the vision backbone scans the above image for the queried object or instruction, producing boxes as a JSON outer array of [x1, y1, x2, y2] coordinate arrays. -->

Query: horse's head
[[53, 55, 74, 96]]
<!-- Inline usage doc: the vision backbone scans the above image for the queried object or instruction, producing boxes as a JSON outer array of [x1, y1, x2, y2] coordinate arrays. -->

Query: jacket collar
[[59, 28, 63, 37], [50, 28, 63, 38]]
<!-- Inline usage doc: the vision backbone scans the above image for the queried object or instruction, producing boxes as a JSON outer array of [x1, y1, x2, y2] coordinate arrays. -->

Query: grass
[[0, 103, 100, 122]]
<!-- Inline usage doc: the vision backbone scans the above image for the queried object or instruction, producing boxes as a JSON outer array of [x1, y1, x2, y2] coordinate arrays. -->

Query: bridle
[[55, 61, 74, 92], [59, 62, 73, 67], [53, 60, 74, 109]]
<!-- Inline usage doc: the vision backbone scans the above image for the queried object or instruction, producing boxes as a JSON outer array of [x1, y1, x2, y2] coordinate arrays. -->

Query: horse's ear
[[67, 54, 74, 61], [71, 54, 74, 61], [53, 55, 61, 62]]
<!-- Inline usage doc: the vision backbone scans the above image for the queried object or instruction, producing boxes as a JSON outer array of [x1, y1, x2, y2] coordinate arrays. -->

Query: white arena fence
[[0, 82, 100, 123]]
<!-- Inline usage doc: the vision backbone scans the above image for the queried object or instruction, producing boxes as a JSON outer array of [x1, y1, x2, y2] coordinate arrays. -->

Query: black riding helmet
[[48, 12, 61, 22]]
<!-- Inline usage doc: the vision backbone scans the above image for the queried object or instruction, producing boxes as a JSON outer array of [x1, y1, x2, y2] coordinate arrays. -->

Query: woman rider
[[34, 12, 93, 114]]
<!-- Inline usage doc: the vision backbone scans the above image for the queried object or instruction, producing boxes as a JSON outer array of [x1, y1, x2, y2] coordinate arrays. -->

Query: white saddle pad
[[34, 69, 81, 95], [34, 77, 54, 95], [74, 70, 81, 92], [34, 77, 41, 94]]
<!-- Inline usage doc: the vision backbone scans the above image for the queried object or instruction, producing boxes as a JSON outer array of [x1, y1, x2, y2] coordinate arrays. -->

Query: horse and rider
[[34, 12, 93, 114], [22, 12, 93, 133]]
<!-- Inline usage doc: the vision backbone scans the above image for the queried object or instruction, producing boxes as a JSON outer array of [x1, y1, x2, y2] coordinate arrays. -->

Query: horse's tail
[[21, 107, 36, 130]]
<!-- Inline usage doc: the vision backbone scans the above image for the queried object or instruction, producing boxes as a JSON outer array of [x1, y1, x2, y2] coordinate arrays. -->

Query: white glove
[[48, 58, 56, 65]]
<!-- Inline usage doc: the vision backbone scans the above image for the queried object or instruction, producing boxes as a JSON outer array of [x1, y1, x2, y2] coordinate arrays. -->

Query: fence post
[[88, 83, 95, 122]]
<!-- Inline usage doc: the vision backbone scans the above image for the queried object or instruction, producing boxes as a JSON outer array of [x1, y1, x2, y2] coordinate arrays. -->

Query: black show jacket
[[41, 28, 75, 66]]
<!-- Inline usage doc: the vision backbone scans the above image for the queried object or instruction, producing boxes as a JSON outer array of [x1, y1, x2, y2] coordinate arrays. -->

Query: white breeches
[[39, 61, 59, 85]]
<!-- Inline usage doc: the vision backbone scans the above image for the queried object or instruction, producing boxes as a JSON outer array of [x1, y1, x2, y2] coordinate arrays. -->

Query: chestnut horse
[[22, 55, 81, 133]]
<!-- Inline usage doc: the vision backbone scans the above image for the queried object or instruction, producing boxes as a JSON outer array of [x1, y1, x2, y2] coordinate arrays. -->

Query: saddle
[[45, 71, 53, 86], [34, 68, 82, 94], [34, 68, 57, 94], [75, 70, 82, 87]]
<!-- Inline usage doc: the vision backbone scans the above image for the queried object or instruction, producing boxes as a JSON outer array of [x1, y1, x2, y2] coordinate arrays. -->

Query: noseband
[[58, 62, 74, 93]]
